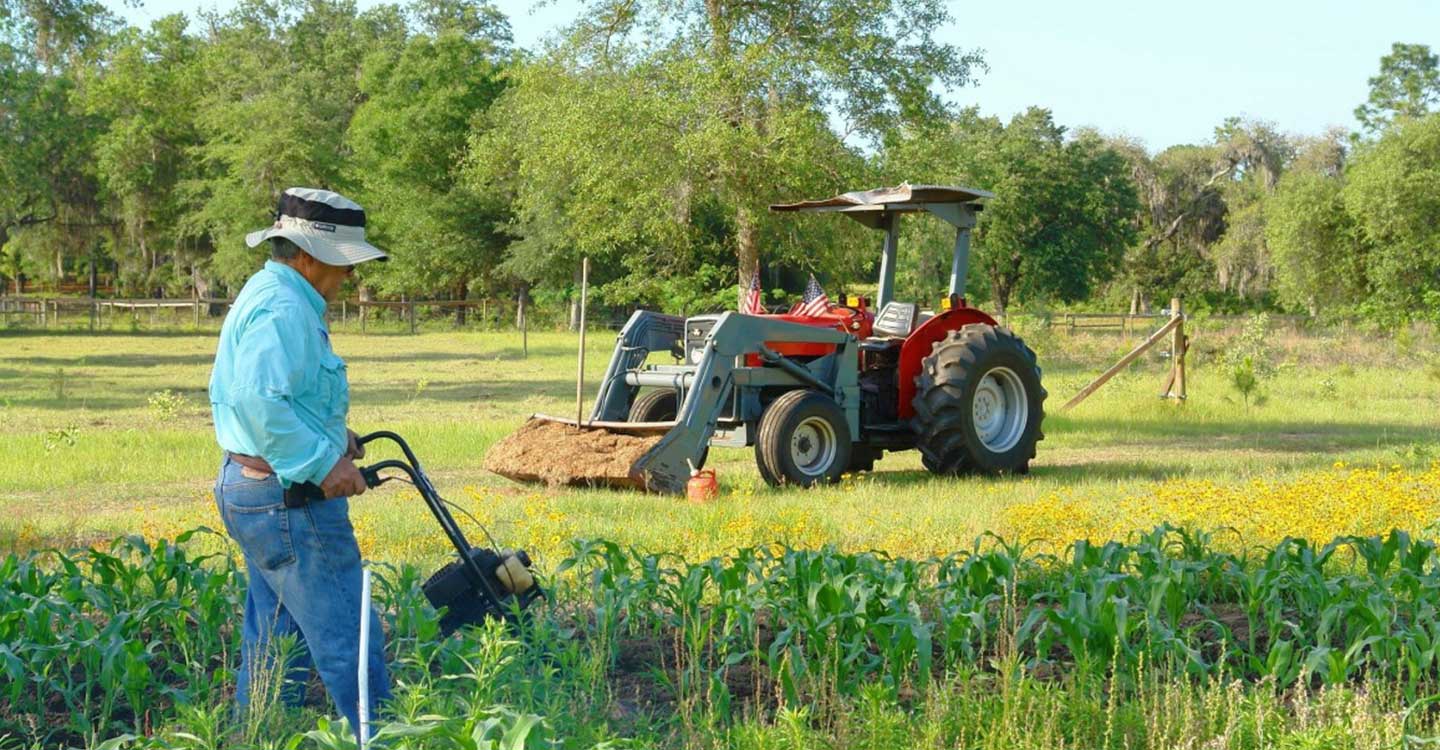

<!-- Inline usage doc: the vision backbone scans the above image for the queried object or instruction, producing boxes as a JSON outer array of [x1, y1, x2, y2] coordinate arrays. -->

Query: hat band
[[276, 192, 366, 227]]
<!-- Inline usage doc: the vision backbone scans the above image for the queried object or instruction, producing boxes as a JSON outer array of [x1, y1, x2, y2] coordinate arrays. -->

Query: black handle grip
[[277, 435, 401, 508], [361, 465, 383, 488], [283, 481, 327, 508]]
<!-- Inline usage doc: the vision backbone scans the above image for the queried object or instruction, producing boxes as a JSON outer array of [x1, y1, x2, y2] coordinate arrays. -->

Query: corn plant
[[12, 525, 1440, 748]]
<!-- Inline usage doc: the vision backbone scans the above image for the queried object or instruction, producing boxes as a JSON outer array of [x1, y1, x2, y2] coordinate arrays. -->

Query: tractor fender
[[897, 306, 998, 420]]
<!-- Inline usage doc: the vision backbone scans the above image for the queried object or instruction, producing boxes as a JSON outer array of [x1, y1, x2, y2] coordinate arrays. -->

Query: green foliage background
[[2, 1, 1439, 322]]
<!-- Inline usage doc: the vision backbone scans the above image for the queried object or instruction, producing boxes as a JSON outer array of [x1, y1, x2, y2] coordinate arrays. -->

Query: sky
[[107, 0, 1440, 152]]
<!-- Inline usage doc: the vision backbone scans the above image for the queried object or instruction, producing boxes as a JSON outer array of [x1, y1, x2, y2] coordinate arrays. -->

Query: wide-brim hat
[[245, 187, 387, 266]]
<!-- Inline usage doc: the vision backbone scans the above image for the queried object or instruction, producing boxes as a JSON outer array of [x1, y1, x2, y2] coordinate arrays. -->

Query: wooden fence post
[[408, 300, 417, 335], [576, 257, 589, 428], [1161, 297, 1188, 401]]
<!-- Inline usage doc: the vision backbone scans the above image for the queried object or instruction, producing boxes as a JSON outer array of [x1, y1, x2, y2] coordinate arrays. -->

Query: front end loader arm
[[591, 310, 686, 422], [628, 313, 854, 492]]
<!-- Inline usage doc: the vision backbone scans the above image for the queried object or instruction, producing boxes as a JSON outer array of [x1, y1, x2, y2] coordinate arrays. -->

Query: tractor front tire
[[912, 324, 1045, 476], [755, 390, 852, 488], [628, 389, 679, 422]]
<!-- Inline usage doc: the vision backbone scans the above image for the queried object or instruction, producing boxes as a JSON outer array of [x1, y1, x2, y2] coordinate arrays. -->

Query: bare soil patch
[[484, 418, 664, 488]]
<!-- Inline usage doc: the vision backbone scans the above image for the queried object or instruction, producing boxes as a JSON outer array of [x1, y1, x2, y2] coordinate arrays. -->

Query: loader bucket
[[483, 415, 676, 490]]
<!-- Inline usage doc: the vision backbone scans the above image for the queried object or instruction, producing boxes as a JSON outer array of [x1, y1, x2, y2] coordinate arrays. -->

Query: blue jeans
[[213, 455, 391, 734]]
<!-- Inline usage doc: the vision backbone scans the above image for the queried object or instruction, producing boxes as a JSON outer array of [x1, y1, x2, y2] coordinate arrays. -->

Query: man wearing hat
[[209, 187, 390, 734]]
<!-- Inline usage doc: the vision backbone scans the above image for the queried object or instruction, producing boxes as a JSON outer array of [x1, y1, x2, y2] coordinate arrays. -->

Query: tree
[[887, 108, 1140, 313], [83, 14, 205, 296], [186, 0, 408, 291], [1263, 132, 1361, 317], [347, 0, 512, 317], [1355, 43, 1440, 135], [471, 0, 980, 311], [1115, 118, 1292, 309], [1208, 119, 1293, 302], [1343, 113, 1440, 322], [1265, 170, 1362, 316], [0, 0, 115, 292]]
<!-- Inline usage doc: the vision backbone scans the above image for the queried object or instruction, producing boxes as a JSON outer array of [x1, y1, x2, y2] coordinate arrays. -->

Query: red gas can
[[686, 469, 718, 503]]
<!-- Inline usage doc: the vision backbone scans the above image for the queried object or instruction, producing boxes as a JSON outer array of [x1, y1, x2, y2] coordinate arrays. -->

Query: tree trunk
[[516, 283, 529, 329], [993, 287, 1010, 317], [989, 257, 1021, 317], [991, 276, 1011, 317], [193, 264, 206, 298], [453, 278, 468, 327], [569, 263, 581, 330], [736, 204, 758, 306], [359, 284, 372, 328]]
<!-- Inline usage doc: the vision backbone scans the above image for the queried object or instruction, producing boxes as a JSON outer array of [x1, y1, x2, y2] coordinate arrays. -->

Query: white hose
[[357, 567, 372, 749]]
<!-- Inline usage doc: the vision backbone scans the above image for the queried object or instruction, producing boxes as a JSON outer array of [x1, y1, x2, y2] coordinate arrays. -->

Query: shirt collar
[[264, 260, 327, 318]]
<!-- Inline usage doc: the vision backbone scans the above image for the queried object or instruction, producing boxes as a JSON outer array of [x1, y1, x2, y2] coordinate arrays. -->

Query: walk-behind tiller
[[329, 431, 543, 634]]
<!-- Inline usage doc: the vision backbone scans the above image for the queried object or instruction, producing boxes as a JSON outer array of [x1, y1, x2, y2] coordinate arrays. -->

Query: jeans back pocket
[[219, 473, 296, 571]]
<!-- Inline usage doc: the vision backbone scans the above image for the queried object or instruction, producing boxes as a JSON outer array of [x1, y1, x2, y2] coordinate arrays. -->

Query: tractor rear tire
[[912, 324, 1045, 476], [628, 389, 679, 422], [755, 390, 852, 488]]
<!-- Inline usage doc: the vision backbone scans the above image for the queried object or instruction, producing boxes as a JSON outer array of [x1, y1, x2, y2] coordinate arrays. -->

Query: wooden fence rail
[[0, 296, 618, 334]]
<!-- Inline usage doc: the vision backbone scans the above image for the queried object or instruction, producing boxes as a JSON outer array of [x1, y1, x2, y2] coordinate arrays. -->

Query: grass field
[[2, 321, 1438, 566], [5, 320, 1440, 749]]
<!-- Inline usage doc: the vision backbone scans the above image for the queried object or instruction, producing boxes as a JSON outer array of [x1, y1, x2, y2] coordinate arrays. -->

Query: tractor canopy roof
[[770, 183, 993, 229]]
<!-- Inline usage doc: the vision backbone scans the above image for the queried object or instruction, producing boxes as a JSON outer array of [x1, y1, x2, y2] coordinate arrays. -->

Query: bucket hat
[[245, 187, 387, 266]]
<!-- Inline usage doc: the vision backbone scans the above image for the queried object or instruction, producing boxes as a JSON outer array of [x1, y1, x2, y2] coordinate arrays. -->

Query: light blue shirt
[[209, 260, 349, 487]]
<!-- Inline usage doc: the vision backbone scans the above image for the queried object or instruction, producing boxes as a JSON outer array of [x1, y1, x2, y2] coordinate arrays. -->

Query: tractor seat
[[871, 302, 919, 338], [859, 302, 919, 352]]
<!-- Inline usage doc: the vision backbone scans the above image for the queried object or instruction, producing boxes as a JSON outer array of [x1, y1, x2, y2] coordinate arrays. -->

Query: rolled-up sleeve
[[227, 310, 343, 487]]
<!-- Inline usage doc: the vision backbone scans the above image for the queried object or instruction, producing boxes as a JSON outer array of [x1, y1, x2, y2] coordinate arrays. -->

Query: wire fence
[[0, 294, 1336, 336]]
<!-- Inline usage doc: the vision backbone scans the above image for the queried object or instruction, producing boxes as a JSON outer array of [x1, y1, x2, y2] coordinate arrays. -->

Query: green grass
[[2, 324, 1438, 567]]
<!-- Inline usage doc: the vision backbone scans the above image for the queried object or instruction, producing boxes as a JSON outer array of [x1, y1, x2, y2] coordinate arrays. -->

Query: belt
[[227, 452, 327, 508]]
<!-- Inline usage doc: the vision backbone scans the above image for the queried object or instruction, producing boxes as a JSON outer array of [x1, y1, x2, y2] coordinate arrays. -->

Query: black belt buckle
[[283, 482, 326, 508]]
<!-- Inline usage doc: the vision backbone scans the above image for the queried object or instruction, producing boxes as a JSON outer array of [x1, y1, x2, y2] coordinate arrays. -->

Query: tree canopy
[[0, 1, 1436, 325], [1355, 42, 1440, 134], [885, 108, 1139, 313]]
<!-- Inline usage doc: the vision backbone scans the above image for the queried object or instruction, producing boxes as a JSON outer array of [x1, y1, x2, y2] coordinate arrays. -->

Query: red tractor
[[489, 184, 1046, 493]]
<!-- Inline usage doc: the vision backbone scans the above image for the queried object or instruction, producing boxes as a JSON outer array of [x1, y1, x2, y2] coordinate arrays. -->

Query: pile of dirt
[[484, 418, 665, 489]]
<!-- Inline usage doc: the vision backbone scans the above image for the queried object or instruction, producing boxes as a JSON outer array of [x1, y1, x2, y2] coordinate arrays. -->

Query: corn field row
[[6, 526, 1440, 748]]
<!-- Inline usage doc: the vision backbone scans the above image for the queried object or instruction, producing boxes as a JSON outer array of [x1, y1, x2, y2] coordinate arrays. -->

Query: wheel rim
[[790, 416, 838, 477], [972, 366, 1029, 453]]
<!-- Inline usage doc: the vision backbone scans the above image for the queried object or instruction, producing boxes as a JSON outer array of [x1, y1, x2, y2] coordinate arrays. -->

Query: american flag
[[740, 269, 764, 315], [795, 274, 830, 317]]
